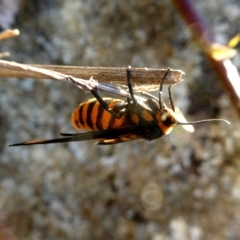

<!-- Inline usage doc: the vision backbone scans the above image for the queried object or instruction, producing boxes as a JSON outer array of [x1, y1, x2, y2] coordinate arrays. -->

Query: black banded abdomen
[[71, 98, 126, 131]]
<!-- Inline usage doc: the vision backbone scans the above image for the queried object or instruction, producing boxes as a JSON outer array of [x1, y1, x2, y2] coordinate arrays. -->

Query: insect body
[[10, 68, 230, 146], [69, 96, 177, 144]]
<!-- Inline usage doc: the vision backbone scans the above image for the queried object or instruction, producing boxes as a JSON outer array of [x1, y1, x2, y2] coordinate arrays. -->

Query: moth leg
[[126, 66, 137, 104], [168, 86, 175, 112], [90, 66, 137, 118], [159, 68, 171, 111], [90, 88, 124, 118], [141, 75, 175, 111]]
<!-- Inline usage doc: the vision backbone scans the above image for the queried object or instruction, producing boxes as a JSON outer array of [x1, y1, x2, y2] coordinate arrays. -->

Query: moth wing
[[10, 126, 150, 146]]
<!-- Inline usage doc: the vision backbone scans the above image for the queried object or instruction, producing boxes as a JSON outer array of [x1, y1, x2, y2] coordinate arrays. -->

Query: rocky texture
[[0, 0, 239, 239]]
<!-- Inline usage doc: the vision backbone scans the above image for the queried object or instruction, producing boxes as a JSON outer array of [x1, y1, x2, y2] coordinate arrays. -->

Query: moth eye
[[161, 111, 176, 126]]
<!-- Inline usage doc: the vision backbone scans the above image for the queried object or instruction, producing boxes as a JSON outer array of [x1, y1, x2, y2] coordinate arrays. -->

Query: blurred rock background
[[0, 0, 240, 239]]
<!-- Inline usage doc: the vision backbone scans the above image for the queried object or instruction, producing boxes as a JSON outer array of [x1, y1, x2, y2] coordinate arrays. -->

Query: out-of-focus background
[[0, 0, 240, 239]]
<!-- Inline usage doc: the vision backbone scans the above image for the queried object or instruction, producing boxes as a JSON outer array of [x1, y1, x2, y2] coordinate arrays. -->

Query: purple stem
[[172, 0, 240, 117]]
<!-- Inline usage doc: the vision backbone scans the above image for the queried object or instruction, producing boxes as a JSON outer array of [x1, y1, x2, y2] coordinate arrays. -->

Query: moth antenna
[[178, 119, 230, 125]]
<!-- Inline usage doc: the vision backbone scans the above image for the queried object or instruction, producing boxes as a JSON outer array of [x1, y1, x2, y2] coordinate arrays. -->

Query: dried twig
[[0, 60, 184, 93], [0, 60, 184, 98], [30, 64, 183, 87]]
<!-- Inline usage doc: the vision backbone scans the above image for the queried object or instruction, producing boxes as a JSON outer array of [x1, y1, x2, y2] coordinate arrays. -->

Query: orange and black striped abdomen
[[71, 98, 128, 131], [71, 97, 161, 132]]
